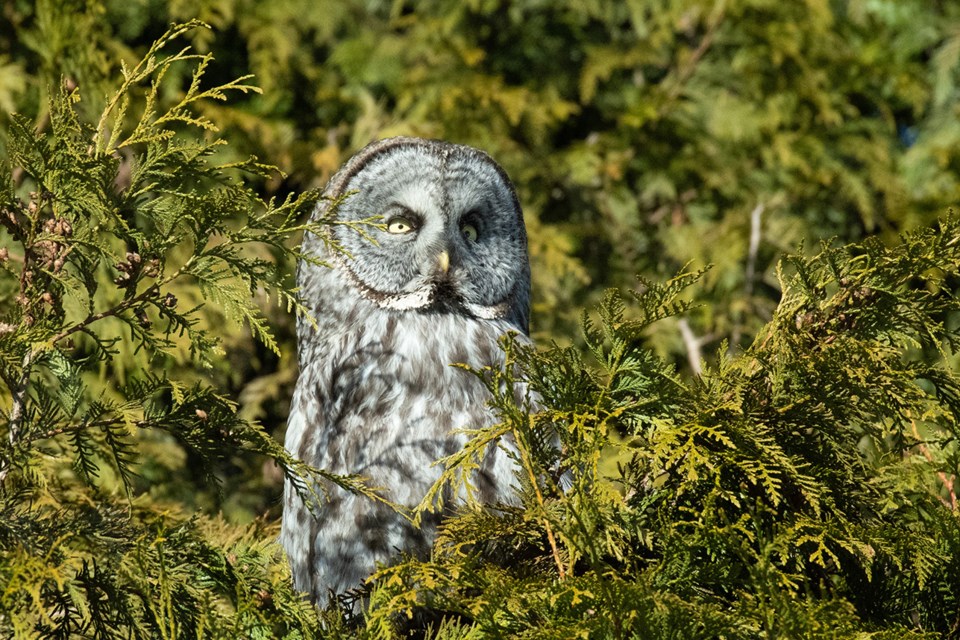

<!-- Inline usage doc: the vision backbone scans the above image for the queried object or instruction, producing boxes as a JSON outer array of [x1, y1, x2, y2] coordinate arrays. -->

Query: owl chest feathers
[[288, 264, 523, 503]]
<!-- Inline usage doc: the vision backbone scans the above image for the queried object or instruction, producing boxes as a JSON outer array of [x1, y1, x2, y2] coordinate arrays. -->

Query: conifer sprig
[[0, 22, 380, 636], [2, 11, 959, 638], [364, 219, 960, 638]]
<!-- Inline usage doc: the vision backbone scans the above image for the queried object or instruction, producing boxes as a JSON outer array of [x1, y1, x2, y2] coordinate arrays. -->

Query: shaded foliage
[[4, 0, 960, 348], [0, 2, 959, 638], [359, 221, 960, 638], [0, 22, 381, 637]]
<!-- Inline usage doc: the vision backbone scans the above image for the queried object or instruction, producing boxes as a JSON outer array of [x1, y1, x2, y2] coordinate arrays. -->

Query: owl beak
[[436, 251, 450, 274]]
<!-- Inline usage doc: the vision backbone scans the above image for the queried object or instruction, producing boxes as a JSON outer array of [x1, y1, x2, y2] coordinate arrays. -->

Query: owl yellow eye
[[461, 223, 479, 242], [387, 216, 416, 234]]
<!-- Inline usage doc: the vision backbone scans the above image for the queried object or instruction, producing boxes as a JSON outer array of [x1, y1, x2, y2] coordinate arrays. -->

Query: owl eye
[[386, 216, 417, 234], [461, 223, 479, 242]]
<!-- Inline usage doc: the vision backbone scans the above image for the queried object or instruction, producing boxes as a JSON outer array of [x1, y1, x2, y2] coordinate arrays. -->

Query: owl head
[[305, 137, 531, 332]]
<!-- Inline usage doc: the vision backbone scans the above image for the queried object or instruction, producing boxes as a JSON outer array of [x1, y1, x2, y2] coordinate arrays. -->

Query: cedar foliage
[[363, 228, 960, 637], [0, 2, 959, 639], [6, 0, 960, 350], [0, 21, 379, 637]]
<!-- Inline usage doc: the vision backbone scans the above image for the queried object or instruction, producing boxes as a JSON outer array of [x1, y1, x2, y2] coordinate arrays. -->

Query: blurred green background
[[2, 0, 959, 524]]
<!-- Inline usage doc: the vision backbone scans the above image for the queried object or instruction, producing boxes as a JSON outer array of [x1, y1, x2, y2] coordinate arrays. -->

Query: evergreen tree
[[0, 4, 959, 638], [0, 22, 378, 637]]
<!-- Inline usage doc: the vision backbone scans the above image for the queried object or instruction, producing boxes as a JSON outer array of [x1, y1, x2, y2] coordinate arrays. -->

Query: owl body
[[281, 138, 531, 604]]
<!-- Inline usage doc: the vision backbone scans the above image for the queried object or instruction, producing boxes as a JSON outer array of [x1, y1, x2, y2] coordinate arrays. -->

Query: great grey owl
[[280, 137, 532, 605]]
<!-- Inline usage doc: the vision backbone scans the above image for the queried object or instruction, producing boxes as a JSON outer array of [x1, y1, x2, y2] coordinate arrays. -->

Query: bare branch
[[732, 201, 765, 350], [0, 350, 33, 485], [678, 318, 703, 377], [744, 202, 765, 296]]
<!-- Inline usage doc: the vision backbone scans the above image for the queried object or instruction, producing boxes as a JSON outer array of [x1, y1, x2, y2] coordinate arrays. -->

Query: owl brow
[[385, 204, 423, 227], [459, 208, 484, 230]]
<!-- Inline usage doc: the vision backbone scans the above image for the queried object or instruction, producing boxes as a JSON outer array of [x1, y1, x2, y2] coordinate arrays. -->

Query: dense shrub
[[1, 4, 959, 638]]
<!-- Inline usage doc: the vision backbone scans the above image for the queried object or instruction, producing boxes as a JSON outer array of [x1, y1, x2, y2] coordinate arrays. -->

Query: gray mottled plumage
[[280, 137, 531, 604]]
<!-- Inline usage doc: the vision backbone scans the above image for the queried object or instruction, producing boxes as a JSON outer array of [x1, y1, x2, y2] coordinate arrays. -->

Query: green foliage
[[0, 22, 381, 637], [2, 0, 959, 520], [353, 221, 960, 638], [6, 0, 960, 351], [1, 2, 960, 638]]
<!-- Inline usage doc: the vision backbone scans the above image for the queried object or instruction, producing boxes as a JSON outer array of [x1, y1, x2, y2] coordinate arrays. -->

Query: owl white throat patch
[[333, 250, 512, 318]]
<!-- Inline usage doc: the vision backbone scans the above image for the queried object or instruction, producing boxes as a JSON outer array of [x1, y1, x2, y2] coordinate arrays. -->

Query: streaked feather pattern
[[280, 138, 533, 604]]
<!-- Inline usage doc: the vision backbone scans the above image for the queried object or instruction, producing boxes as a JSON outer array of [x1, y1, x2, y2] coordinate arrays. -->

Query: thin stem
[[52, 256, 193, 345], [515, 416, 566, 579], [0, 350, 34, 485], [732, 202, 765, 350], [51, 284, 158, 344], [34, 417, 148, 443], [678, 318, 704, 377], [911, 419, 957, 511], [744, 202, 765, 297], [661, 0, 727, 105]]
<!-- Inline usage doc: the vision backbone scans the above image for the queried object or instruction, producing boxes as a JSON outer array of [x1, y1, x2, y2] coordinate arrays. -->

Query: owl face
[[324, 138, 530, 327]]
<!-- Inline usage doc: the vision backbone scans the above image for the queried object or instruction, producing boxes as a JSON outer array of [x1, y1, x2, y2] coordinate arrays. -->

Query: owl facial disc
[[315, 137, 531, 329]]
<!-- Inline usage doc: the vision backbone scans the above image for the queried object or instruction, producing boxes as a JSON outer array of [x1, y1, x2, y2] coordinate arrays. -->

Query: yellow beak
[[437, 251, 450, 274]]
